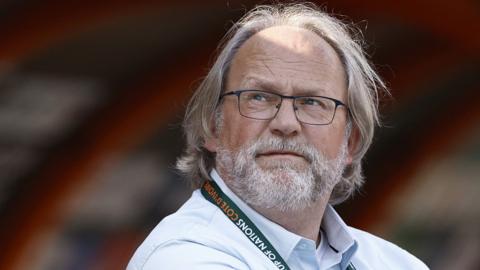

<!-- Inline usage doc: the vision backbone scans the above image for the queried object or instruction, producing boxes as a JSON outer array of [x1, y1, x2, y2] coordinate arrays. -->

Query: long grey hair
[[176, 3, 387, 204]]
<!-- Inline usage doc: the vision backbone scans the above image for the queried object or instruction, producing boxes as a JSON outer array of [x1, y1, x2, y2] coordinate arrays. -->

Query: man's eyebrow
[[295, 89, 329, 96], [242, 76, 329, 96], [242, 77, 312, 93], [242, 76, 277, 90]]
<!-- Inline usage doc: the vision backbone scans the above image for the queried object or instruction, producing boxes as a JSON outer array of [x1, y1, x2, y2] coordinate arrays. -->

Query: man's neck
[[253, 197, 329, 246]]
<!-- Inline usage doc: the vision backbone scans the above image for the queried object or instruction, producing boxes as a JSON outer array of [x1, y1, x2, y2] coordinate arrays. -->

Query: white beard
[[216, 137, 348, 212]]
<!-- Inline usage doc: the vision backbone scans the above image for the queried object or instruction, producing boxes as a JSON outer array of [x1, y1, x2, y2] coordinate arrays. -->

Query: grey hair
[[176, 3, 387, 204]]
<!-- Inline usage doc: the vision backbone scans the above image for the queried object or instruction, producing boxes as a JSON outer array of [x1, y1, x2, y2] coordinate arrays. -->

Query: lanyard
[[201, 180, 290, 269], [201, 180, 356, 270]]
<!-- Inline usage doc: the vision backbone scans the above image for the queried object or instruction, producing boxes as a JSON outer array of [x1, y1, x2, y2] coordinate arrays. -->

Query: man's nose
[[268, 99, 301, 137]]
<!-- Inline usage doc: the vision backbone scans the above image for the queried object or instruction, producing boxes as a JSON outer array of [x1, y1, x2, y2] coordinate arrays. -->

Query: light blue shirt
[[127, 170, 429, 269]]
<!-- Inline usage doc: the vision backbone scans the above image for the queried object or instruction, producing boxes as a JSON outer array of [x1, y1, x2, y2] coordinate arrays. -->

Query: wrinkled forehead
[[227, 26, 347, 97]]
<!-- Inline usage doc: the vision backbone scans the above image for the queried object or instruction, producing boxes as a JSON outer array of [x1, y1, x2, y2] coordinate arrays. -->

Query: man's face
[[205, 26, 352, 208]]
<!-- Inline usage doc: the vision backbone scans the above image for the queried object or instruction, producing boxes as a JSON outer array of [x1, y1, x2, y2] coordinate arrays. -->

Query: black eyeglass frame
[[219, 89, 349, 126]]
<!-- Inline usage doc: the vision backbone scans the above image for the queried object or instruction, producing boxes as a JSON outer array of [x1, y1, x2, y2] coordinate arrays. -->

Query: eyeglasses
[[219, 90, 348, 125]]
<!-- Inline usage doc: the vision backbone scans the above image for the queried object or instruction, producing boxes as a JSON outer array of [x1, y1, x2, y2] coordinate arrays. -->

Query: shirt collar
[[322, 204, 356, 253], [322, 204, 358, 268], [209, 169, 358, 266]]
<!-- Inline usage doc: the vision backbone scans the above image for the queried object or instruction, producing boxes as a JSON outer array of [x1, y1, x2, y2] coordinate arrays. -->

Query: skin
[[205, 26, 356, 244]]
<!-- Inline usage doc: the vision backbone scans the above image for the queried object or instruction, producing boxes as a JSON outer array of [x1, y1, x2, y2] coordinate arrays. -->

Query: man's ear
[[204, 115, 220, 153], [204, 135, 218, 153], [346, 125, 360, 165]]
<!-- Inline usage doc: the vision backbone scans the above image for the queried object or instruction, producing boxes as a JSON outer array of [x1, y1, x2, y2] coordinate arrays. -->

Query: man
[[128, 3, 429, 270]]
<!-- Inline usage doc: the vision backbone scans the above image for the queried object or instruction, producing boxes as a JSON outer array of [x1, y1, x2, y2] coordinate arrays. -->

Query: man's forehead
[[225, 25, 347, 99], [238, 26, 336, 60], [230, 26, 344, 80]]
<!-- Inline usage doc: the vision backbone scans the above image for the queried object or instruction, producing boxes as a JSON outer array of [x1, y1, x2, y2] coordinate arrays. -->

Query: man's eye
[[303, 98, 321, 106], [250, 93, 268, 101]]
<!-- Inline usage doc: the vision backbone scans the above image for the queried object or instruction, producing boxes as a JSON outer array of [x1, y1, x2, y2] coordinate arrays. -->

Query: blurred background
[[0, 1, 478, 269]]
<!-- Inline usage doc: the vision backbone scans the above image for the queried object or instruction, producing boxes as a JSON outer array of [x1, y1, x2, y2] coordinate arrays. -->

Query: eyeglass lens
[[237, 90, 337, 125]]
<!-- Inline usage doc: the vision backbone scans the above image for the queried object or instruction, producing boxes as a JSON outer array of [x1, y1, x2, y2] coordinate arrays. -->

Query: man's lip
[[256, 151, 305, 158]]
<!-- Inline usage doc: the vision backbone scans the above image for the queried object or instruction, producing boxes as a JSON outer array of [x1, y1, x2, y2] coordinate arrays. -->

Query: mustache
[[248, 137, 322, 163]]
